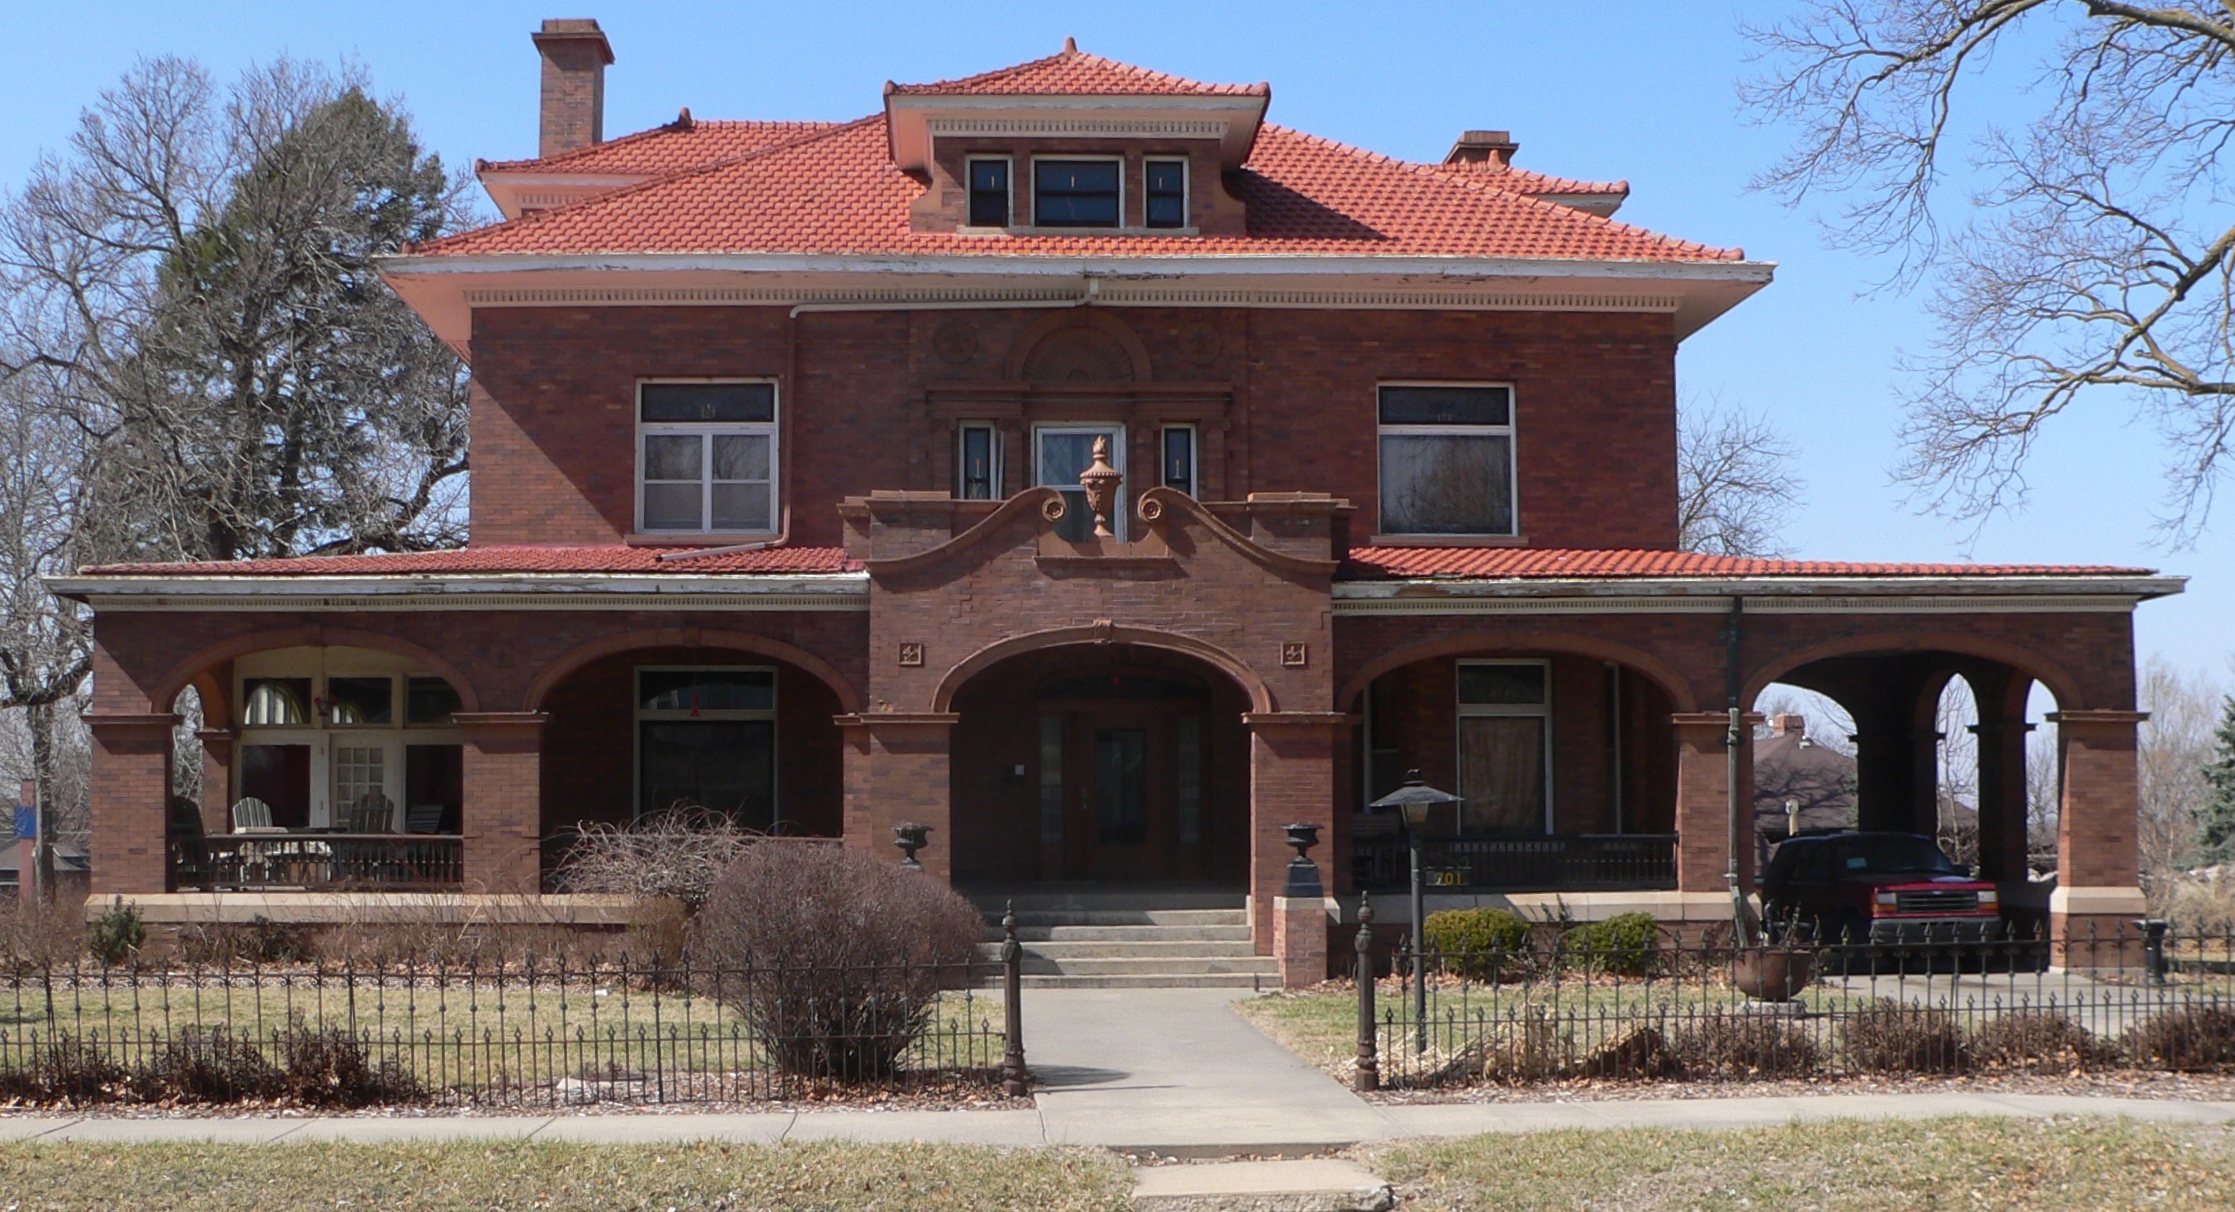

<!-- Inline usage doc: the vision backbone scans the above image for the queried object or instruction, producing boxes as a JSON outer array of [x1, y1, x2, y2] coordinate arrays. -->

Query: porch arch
[[1337, 628, 1700, 714], [931, 624, 1274, 714], [1742, 631, 2087, 711], [151, 626, 482, 715], [525, 627, 863, 714]]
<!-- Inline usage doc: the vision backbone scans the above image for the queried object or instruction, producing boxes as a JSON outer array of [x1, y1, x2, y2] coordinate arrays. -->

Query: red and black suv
[[1761, 832, 2001, 946]]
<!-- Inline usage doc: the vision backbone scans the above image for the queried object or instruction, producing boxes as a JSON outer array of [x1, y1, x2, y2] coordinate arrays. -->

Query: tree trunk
[[27, 699, 56, 902]]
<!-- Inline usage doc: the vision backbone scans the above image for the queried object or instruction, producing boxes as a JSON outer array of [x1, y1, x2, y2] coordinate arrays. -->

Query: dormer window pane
[[1035, 160, 1120, 227], [1146, 160, 1186, 228], [968, 159, 1010, 227]]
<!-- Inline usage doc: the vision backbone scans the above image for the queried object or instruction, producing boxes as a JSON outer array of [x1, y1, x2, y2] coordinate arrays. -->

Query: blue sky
[[5, 1, 2225, 680]]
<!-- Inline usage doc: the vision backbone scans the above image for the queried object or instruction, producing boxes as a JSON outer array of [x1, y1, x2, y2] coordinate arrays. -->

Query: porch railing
[[1352, 833, 1678, 893], [172, 833, 464, 891]]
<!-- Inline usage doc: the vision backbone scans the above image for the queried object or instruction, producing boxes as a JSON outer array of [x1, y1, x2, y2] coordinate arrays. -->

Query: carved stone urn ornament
[[1078, 435, 1123, 538]]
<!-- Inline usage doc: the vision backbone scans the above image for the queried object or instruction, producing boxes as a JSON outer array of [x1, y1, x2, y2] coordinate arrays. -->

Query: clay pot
[[1732, 946, 1816, 1002]]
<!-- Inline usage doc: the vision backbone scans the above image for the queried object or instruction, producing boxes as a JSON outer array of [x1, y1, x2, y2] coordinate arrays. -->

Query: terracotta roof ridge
[[1256, 126, 1741, 262], [1428, 161, 1630, 197], [417, 114, 887, 256], [476, 118, 843, 175], [888, 45, 1266, 97], [887, 47, 1073, 95]]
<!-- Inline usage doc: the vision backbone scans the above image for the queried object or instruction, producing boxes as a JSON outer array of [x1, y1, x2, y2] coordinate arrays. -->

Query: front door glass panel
[[1094, 728, 1148, 843]]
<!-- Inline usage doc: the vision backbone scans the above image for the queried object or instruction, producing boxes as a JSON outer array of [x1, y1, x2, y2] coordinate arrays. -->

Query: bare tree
[[1747, 3, 2235, 542], [1677, 398, 1805, 557]]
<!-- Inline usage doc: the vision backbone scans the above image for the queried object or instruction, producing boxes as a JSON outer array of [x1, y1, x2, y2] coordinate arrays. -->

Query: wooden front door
[[1051, 703, 1207, 881]]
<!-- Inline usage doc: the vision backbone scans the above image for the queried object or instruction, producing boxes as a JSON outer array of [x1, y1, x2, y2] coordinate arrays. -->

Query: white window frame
[[1454, 658, 1555, 835], [1375, 381, 1519, 539], [1033, 422, 1127, 540], [635, 379, 780, 536], [1159, 423, 1198, 496], [632, 665, 780, 821], [1143, 156, 1190, 229], [1031, 154, 1125, 229], [957, 422, 1003, 499], [964, 155, 1013, 229]]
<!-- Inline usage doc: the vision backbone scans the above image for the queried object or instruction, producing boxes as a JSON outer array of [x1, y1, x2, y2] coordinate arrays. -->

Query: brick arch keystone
[[151, 626, 482, 716], [1743, 631, 2087, 712], [1336, 629, 1699, 714], [932, 624, 1274, 714], [524, 627, 863, 714]]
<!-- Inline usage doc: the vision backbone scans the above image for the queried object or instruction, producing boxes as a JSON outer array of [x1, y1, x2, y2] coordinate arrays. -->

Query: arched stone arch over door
[[1006, 309, 1154, 383]]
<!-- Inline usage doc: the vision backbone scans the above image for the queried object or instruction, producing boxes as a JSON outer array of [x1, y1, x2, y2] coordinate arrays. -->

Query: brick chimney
[[1773, 713, 1806, 738], [1444, 129, 1518, 168], [533, 18, 615, 158]]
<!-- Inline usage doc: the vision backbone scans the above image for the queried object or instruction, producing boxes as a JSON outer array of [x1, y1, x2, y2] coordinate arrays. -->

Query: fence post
[[1001, 900, 1029, 1097], [1354, 890, 1378, 1092]]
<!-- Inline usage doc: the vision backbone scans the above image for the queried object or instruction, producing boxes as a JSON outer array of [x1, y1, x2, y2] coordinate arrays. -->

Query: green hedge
[[1560, 912, 1662, 976], [1422, 908, 1532, 977]]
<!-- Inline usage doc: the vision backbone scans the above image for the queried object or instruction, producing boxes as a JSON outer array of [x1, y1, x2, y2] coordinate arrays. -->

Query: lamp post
[[1370, 769, 1461, 1056]]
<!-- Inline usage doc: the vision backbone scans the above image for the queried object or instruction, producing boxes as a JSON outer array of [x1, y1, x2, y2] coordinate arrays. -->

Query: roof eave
[[883, 92, 1272, 173], [47, 571, 873, 605], [1331, 574, 2185, 602]]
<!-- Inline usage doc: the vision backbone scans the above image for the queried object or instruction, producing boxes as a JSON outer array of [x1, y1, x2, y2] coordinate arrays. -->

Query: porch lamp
[[1370, 769, 1462, 1055]]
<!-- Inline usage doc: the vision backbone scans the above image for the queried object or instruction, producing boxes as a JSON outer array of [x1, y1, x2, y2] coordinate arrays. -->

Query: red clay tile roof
[[479, 119, 841, 176], [887, 47, 1267, 97], [416, 118, 1740, 262], [1431, 161, 1628, 199], [81, 546, 862, 577], [1339, 547, 2153, 580]]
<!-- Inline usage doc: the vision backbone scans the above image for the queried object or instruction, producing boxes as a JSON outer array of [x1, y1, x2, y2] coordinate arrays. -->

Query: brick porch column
[[2047, 709, 2147, 964], [1243, 712, 1349, 953], [1671, 712, 1756, 894], [456, 711, 549, 895], [196, 728, 236, 836], [86, 712, 178, 896], [836, 713, 959, 881], [1970, 709, 2034, 887]]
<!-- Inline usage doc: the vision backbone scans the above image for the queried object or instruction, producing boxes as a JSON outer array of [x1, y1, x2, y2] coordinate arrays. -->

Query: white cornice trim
[[925, 116, 1227, 139], [51, 572, 871, 613], [384, 251, 1774, 282], [454, 283, 1688, 314]]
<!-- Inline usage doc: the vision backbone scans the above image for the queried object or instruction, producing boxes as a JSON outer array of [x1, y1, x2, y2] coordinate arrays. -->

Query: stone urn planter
[[1732, 946, 1815, 1002]]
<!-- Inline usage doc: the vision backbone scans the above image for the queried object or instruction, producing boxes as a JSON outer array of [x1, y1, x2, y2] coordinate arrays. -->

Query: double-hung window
[[1376, 384, 1516, 536], [1034, 159, 1121, 227], [958, 423, 1000, 500], [1160, 425, 1196, 497], [967, 157, 1011, 227], [1144, 159, 1187, 228], [638, 382, 777, 534], [1456, 660, 1551, 834]]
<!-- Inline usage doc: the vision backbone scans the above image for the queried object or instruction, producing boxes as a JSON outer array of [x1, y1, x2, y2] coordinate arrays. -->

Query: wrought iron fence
[[1352, 834, 1678, 893], [1351, 908, 2235, 1091], [0, 916, 1032, 1108]]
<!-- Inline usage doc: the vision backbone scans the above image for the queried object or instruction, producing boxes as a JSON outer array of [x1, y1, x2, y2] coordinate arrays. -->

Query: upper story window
[[958, 423, 1000, 500], [1145, 159, 1187, 228], [1160, 425, 1196, 496], [1376, 384, 1516, 537], [639, 382, 778, 534], [1035, 159, 1121, 227], [967, 157, 1011, 227]]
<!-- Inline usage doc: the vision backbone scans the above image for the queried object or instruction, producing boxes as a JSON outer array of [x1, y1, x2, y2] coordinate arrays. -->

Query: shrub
[[0, 1035, 128, 1103], [556, 809, 771, 908], [1970, 1012, 2116, 1073], [178, 916, 315, 967], [1675, 1013, 1822, 1078], [85, 897, 144, 966], [1422, 908, 1532, 978], [272, 1016, 424, 1106], [1840, 1001, 1969, 1073], [687, 845, 986, 1080], [132, 1028, 284, 1103], [2126, 1005, 2235, 1072], [1576, 1024, 1682, 1080], [0, 893, 86, 969], [1560, 913, 1662, 976], [626, 895, 690, 970]]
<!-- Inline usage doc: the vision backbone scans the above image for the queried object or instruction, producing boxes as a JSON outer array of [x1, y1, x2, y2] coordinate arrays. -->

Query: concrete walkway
[[0, 988, 2231, 1151]]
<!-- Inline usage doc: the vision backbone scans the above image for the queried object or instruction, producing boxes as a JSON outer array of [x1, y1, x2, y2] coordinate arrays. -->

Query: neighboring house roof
[[419, 117, 1741, 262], [77, 546, 861, 577], [1754, 720, 1859, 836], [885, 46, 1269, 97], [1337, 547, 2153, 581]]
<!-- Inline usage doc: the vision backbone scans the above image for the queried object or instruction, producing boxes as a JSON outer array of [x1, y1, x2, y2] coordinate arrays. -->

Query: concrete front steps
[[971, 889, 1277, 989]]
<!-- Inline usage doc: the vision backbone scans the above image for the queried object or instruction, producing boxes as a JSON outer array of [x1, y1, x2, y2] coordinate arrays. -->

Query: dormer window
[[967, 158, 1011, 227], [1145, 159, 1187, 228], [1035, 159, 1121, 227]]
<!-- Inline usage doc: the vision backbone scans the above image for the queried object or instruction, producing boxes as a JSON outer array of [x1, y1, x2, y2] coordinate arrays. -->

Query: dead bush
[[131, 1027, 284, 1103], [625, 896, 690, 970], [1840, 1001, 1969, 1074], [272, 1016, 424, 1106], [0, 1035, 128, 1103], [2126, 1005, 2235, 1072], [1970, 1012, 2116, 1073], [556, 809, 776, 908], [1416, 1009, 1569, 1085], [177, 916, 315, 967], [0, 894, 86, 970], [1576, 1024, 1682, 1080], [1674, 1013, 1822, 1079], [687, 845, 985, 1080]]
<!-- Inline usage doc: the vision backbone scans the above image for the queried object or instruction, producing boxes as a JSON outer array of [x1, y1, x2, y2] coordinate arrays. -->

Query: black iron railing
[[172, 833, 465, 891], [1352, 833, 1678, 892]]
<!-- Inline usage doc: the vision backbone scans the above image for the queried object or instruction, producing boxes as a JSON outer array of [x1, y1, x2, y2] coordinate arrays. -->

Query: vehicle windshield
[[1836, 836, 1959, 876]]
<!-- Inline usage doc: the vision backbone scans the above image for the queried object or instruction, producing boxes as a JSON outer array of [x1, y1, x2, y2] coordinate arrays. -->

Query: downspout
[[1725, 595, 1749, 938]]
